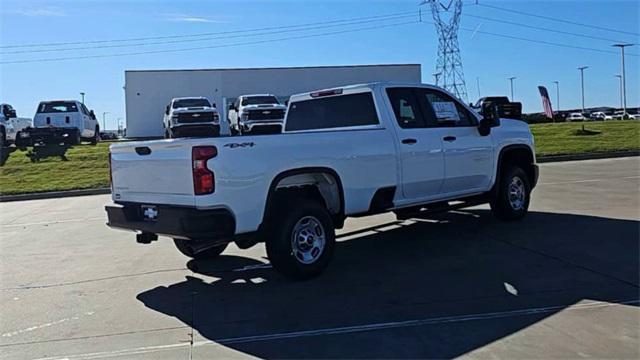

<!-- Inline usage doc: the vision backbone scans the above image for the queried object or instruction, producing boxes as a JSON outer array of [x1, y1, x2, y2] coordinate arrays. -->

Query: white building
[[124, 64, 421, 138]]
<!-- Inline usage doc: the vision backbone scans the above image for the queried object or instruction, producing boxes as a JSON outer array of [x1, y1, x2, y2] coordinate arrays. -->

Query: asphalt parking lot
[[1, 157, 638, 359]]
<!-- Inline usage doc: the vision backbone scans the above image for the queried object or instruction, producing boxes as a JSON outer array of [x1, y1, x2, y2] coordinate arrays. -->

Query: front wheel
[[266, 198, 335, 280], [490, 166, 531, 221], [173, 239, 227, 260], [1, 127, 7, 147]]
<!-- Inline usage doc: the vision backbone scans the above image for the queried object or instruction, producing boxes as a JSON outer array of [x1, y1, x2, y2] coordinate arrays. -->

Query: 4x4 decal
[[224, 142, 255, 149]]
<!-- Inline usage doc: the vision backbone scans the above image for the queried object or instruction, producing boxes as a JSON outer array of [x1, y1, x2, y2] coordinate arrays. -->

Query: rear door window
[[386, 88, 428, 128], [285, 92, 379, 131]]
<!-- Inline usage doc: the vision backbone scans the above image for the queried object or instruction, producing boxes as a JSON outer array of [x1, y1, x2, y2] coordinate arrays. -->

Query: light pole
[[102, 112, 110, 131], [79, 92, 85, 104], [553, 81, 560, 113], [508, 77, 516, 101], [578, 66, 589, 114], [433, 72, 442, 86], [615, 75, 623, 110], [613, 44, 633, 117]]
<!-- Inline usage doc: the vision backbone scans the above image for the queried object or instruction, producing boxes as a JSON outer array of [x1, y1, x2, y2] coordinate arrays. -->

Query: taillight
[[192, 146, 217, 195]]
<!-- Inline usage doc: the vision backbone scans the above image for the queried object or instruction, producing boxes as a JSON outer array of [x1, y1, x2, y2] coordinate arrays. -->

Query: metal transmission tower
[[421, 0, 468, 102]]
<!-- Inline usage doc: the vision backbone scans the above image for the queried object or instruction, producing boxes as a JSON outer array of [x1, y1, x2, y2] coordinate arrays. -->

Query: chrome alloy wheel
[[291, 216, 326, 264], [508, 176, 526, 211]]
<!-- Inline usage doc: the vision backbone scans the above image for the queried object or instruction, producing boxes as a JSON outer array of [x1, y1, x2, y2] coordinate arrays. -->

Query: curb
[[0, 188, 110, 203], [536, 150, 639, 163], [1, 152, 638, 203]]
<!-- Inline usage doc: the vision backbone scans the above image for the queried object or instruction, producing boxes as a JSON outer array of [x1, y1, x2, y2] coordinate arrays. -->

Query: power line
[[461, 25, 640, 57], [463, 13, 632, 44], [0, 20, 419, 64], [477, 3, 640, 37], [0, 10, 417, 49], [1, 14, 417, 55]]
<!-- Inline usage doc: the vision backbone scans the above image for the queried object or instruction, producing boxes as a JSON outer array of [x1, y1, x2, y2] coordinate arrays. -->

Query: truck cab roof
[[288, 82, 450, 103]]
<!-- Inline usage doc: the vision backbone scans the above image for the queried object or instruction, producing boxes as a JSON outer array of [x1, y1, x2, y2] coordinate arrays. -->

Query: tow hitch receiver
[[136, 232, 158, 244]]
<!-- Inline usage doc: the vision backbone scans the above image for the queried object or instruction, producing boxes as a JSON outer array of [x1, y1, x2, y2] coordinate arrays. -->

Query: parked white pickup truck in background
[[28, 100, 99, 145], [107, 83, 538, 279], [227, 94, 287, 135], [0, 103, 32, 146], [163, 97, 220, 139]]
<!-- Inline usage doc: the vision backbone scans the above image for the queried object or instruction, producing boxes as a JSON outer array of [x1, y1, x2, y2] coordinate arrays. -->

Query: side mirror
[[478, 103, 500, 136], [284, 100, 289, 106], [89, 110, 96, 120], [165, 105, 170, 115], [7, 109, 17, 118], [228, 104, 235, 111]]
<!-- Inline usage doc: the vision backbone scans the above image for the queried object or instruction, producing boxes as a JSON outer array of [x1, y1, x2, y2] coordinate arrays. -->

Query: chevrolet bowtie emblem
[[143, 207, 158, 220]]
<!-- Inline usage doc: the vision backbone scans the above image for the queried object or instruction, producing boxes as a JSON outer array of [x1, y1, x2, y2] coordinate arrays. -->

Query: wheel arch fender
[[262, 167, 346, 228], [493, 144, 537, 192]]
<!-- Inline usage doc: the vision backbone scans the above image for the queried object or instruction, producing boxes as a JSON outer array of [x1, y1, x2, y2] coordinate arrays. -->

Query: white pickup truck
[[28, 100, 100, 145], [107, 83, 538, 279], [227, 94, 287, 135], [0, 103, 32, 146], [163, 97, 220, 138]]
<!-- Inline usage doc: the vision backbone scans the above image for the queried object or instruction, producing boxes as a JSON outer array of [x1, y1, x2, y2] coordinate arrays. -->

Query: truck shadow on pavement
[[137, 210, 639, 359]]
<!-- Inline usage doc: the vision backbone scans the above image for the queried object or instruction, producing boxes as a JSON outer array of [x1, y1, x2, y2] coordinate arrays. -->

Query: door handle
[[402, 138, 418, 145], [443, 136, 457, 142]]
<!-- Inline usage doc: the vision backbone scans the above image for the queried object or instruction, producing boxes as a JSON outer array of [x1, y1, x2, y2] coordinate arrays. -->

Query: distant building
[[124, 64, 422, 138]]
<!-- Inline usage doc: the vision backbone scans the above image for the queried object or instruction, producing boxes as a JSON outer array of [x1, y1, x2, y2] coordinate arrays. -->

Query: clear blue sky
[[1, 0, 638, 130]]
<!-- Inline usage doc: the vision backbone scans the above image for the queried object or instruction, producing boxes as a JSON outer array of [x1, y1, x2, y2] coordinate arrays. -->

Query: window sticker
[[432, 102, 460, 121]]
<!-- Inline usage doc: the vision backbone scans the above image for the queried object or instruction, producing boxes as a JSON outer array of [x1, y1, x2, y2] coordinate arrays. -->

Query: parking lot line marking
[[212, 299, 639, 345], [232, 264, 272, 272], [2, 313, 94, 338], [1, 217, 104, 228], [29, 299, 638, 359], [539, 175, 640, 186], [1, 268, 188, 291]]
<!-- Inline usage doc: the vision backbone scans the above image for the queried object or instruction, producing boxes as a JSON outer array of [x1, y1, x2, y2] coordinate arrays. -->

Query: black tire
[[0, 127, 6, 147], [173, 239, 228, 260], [71, 130, 81, 145], [265, 196, 335, 280], [90, 126, 99, 145], [490, 166, 531, 221], [164, 130, 171, 139]]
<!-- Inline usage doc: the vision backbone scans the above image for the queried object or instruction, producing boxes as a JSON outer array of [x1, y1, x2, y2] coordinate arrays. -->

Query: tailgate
[[110, 141, 196, 206], [35, 113, 79, 128]]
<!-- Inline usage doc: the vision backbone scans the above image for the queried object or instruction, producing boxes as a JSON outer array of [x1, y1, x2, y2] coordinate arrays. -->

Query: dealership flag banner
[[538, 86, 554, 119]]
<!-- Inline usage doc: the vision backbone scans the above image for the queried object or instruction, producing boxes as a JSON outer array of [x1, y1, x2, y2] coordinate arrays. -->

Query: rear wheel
[[71, 130, 81, 145], [90, 126, 100, 145], [173, 239, 228, 260], [490, 166, 531, 221], [265, 195, 335, 280]]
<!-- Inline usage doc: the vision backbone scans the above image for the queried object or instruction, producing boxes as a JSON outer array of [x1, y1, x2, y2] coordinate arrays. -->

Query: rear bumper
[[15, 127, 78, 146], [106, 203, 235, 241]]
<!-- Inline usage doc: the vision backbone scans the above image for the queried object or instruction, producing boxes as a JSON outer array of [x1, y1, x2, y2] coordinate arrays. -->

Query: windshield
[[173, 98, 211, 108], [241, 96, 279, 106], [37, 101, 78, 113]]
